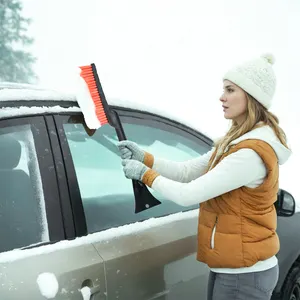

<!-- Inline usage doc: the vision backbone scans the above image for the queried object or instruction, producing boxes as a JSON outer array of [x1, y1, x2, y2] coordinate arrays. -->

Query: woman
[[117, 53, 292, 300]]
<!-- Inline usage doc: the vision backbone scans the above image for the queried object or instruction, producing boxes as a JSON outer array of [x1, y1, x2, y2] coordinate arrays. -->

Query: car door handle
[[81, 285, 101, 300], [90, 285, 101, 295]]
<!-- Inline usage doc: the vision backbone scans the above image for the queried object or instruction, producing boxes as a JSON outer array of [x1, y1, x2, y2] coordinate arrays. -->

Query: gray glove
[[122, 159, 149, 181], [117, 140, 145, 162]]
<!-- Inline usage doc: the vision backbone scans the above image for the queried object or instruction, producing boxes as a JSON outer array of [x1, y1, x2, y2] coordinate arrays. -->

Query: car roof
[[0, 82, 215, 140]]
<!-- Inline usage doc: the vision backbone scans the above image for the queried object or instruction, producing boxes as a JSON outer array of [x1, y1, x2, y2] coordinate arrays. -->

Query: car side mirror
[[276, 189, 295, 217]]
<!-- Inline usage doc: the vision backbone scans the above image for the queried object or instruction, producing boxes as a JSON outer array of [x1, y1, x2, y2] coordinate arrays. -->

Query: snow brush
[[76, 63, 161, 213]]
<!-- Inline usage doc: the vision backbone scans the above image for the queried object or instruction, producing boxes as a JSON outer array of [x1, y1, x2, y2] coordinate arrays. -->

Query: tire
[[280, 262, 300, 300]]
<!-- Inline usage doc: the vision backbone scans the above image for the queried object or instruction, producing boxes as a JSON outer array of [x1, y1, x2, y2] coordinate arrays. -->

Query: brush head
[[75, 65, 109, 129]]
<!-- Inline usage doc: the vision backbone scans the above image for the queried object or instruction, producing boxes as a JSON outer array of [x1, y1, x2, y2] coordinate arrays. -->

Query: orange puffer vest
[[197, 139, 279, 268]]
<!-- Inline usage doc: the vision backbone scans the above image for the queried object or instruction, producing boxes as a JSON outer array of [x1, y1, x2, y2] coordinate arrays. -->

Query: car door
[[0, 115, 106, 300], [55, 108, 213, 300]]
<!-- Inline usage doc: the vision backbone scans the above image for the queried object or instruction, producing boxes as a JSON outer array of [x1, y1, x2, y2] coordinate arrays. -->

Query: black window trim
[[54, 114, 88, 238], [53, 107, 213, 238], [0, 116, 65, 251], [114, 106, 214, 148], [44, 115, 76, 239]]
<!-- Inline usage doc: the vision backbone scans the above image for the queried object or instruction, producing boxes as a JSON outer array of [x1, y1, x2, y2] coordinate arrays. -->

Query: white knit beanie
[[223, 53, 276, 109]]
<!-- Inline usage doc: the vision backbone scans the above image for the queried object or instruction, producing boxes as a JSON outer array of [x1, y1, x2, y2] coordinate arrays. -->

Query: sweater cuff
[[143, 152, 154, 168], [142, 169, 160, 187]]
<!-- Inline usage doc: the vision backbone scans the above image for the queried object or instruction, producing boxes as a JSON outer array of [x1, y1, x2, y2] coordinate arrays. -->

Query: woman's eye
[[227, 88, 234, 93]]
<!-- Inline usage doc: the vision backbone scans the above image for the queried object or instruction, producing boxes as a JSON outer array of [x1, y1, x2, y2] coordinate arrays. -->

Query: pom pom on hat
[[261, 53, 276, 65], [223, 53, 277, 109]]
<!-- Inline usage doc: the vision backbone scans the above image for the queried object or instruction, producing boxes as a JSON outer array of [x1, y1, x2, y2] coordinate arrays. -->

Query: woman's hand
[[121, 159, 149, 181], [117, 141, 145, 162]]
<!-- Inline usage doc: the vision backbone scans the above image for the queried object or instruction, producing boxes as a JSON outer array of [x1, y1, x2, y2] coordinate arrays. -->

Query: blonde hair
[[215, 93, 289, 155]]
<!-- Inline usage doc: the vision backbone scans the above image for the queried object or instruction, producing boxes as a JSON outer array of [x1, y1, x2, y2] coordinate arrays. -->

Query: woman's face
[[220, 80, 248, 124]]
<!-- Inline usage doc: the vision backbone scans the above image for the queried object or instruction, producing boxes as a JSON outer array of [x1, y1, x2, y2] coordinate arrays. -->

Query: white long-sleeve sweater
[[149, 125, 292, 274]]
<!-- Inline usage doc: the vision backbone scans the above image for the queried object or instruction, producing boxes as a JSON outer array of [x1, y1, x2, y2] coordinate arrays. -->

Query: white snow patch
[[0, 86, 215, 141], [80, 286, 91, 300], [0, 106, 80, 120], [0, 87, 75, 102], [36, 272, 59, 299], [0, 82, 46, 90], [0, 209, 198, 263], [24, 129, 49, 241]]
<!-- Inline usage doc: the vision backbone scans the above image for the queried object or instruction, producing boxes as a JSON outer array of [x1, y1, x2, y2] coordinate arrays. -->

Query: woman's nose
[[220, 94, 226, 102]]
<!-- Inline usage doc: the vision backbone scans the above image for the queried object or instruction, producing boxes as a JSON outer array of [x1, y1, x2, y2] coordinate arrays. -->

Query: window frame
[[116, 107, 213, 147], [0, 115, 65, 251], [54, 108, 213, 237], [54, 113, 88, 237]]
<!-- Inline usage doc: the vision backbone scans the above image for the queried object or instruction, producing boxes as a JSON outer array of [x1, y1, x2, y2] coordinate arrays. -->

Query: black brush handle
[[90, 63, 161, 213], [110, 111, 161, 213], [111, 111, 127, 141]]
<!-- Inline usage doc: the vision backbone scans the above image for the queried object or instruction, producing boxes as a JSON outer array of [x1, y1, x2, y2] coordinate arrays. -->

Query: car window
[[0, 124, 49, 252], [62, 114, 211, 233]]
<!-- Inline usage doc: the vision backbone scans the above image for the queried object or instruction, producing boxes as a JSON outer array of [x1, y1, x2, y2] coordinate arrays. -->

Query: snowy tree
[[0, 0, 36, 83]]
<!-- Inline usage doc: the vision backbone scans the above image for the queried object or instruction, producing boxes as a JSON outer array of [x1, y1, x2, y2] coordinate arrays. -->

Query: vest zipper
[[211, 216, 218, 249]]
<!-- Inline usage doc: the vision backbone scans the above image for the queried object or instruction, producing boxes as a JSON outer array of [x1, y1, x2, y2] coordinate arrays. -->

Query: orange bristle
[[79, 64, 109, 126]]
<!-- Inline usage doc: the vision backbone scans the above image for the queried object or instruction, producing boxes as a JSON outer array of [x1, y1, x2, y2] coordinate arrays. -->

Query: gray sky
[[22, 0, 300, 203]]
